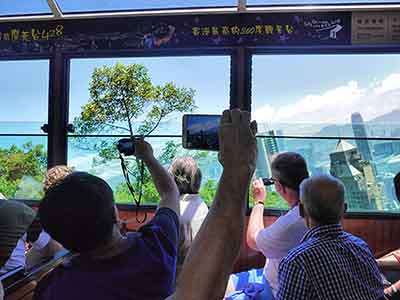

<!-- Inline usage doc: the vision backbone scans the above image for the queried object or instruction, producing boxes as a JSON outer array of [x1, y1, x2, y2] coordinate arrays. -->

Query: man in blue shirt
[[34, 138, 180, 300], [277, 174, 384, 300]]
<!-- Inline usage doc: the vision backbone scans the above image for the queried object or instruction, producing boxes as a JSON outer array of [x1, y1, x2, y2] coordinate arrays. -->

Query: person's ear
[[275, 181, 283, 193], [299, 202, 305, 219]]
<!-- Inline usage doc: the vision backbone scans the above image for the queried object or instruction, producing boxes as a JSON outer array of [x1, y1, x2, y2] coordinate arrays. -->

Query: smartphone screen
[[182, 114, 221, 151]]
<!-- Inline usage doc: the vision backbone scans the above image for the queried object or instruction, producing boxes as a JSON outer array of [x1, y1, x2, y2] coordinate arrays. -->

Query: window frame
[[249, 47, 400, 218], [0, 56, 50, 202], [0, 15, 399, 217], [65, 49, 236, 208]]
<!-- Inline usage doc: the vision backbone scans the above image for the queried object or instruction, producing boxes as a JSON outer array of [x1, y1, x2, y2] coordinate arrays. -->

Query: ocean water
[[0, 121, 221, 190], [2, 121, 400, 211]]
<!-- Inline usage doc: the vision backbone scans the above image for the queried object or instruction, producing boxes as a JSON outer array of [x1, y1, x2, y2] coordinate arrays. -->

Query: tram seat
[[1, 249, 71, 300]]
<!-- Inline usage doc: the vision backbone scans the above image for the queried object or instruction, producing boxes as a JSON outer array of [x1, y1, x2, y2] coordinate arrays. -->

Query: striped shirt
[[277, 224, 384, 300]]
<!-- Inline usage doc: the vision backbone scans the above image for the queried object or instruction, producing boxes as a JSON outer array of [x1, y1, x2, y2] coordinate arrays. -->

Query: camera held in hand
[[117, 138, 135, 156], [262, 178, 275, 186]]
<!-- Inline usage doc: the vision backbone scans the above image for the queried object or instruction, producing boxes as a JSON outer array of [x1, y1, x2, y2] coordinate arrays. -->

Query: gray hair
[[168, 157, 202, 195], [300, 174, 346, 225]]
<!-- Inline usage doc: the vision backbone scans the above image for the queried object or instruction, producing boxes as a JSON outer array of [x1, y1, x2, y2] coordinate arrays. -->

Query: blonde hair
[[43, 165, 73, 192]]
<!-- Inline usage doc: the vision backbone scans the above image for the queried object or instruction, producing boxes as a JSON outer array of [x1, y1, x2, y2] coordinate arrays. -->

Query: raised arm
[[172, 109, 258, 300], [134, 138, 180, 215], [247, 179, 266, 250]]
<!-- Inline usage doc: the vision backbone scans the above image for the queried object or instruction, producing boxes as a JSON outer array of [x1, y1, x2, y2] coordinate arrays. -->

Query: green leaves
[[0, 143, 46, 199], [74, 63, 196, 137], [72, 62, 198, 204]]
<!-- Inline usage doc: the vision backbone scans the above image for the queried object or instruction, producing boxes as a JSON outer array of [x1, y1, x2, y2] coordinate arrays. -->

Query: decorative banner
[[352, 12, 400, 44], [0, 12, 351, 56]]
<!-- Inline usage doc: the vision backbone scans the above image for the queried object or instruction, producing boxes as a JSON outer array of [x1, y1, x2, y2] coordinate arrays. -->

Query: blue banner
[[0, 12, 351, 56]]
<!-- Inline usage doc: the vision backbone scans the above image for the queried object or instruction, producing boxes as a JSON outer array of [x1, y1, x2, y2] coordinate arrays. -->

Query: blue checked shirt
[[277, 224, 384, 300]]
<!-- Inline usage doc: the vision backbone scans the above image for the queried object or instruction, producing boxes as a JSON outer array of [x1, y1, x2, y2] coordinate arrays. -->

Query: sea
[[0, 120, 221, 191], [1, 121, 400, 211]]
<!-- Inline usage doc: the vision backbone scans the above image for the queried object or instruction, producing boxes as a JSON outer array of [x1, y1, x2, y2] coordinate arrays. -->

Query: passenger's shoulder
[[343, 231, 371, 249], [284, 238, 322, 263]]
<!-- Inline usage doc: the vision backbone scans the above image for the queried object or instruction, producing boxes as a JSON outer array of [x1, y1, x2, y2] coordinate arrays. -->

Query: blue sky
[[1, 2, 400, 130], [2, 54, 400, 127], [1, 1, 400, 15]]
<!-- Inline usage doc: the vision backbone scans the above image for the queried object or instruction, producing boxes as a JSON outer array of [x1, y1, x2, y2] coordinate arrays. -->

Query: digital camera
[[117, 138, 135, 156]]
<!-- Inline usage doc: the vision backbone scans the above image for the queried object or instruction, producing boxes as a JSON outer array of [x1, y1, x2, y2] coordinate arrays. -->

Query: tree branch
[[145, 110, 164, 136], [104, 123, 131, 133]]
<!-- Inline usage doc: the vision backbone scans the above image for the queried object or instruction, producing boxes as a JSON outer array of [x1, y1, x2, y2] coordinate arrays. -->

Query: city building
[[351, 112, 374, 162], [330, 140, 384, 211], [256, 138, 271, 179], [275, 129, 285, 152], [264, 130, 280, 161]]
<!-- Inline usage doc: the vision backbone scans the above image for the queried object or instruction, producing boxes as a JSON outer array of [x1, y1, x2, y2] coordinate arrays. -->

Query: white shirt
[[255, 205, 308, 297], [0, 230, 51, 274], [178, 194, 208, 261]]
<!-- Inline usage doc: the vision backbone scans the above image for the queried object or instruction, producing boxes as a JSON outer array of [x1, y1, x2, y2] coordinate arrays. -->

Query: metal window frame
[[2, 1, 400, 23], [1, 3, 400, 217]]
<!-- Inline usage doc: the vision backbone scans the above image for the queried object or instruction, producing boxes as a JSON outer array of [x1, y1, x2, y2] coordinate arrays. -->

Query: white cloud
[[254, 73, 400, 126], [375, 73, 400, 95]]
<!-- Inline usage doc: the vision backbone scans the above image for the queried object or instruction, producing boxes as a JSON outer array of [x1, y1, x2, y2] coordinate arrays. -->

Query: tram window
[[68, 56, 229, 205], [248, 0, 400, 5], [0, 60, 49, 200], [57, 0, 237, 13], [252, 54, 400, 213]]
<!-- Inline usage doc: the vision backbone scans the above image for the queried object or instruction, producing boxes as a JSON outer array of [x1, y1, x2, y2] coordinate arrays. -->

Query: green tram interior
[[1, 1, 400, 298]]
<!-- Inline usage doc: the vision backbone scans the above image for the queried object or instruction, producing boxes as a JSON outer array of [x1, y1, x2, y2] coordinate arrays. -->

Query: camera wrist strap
[[119, 154, 147, 224]]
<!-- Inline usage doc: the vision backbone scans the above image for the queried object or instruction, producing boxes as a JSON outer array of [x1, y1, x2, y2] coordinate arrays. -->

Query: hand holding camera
[[252, 178, 266, 205], [133, 137, 154, 161], [117, 137, 154, 161]]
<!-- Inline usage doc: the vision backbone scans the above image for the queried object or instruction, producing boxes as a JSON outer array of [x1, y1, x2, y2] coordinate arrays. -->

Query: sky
[[1, 0, 400, 15], [2, 54, 400, 130], [1, 2, 400, 133]]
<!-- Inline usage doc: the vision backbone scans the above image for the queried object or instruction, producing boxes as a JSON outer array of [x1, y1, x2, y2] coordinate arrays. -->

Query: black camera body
[[117, 138, 135, 156], [262, 178, 275, 186]]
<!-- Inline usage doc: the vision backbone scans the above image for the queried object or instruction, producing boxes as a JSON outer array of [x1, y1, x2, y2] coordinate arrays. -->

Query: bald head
[[300, 174, 346, 225]]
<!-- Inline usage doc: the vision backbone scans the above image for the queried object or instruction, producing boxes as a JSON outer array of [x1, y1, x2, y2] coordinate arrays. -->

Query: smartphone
[[182, 114, 221, 151]]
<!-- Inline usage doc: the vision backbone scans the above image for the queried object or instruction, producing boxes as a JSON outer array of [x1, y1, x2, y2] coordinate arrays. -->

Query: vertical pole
[[47, 53, 69, 168], [230, 47, 252, 111]]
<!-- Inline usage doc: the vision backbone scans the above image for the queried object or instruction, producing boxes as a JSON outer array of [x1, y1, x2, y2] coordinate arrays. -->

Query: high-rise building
[[351, 112, 373, 162], [256, 138, 271, 179], [264, 130, 280, 161], [276, 129, 285, 152], [330, 140, 383, 210]]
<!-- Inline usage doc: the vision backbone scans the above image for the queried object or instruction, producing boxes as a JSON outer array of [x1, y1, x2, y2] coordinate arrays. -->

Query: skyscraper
[[330, 140, 383, 210], [276, 129, 285, 152], [351, 112, 373, 162], [264, 130, 280, 160], [256, 138, 271, 179]]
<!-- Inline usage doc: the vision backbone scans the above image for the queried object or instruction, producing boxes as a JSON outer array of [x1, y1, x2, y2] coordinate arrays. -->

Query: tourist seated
[[43, 165, 73, 192], [226, 152, 309, 299], [168, 157, 208, 274], [169, 109, 258, 300], [376, 172, 400, 299], [0, 200, 60, 275], [277, 174, 383, 300], [0, 166, 69, 274], [33, 138, 180, 300]]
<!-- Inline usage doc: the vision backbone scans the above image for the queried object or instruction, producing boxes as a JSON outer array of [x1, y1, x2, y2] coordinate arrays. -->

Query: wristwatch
[[255, 201, 264, 206]]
